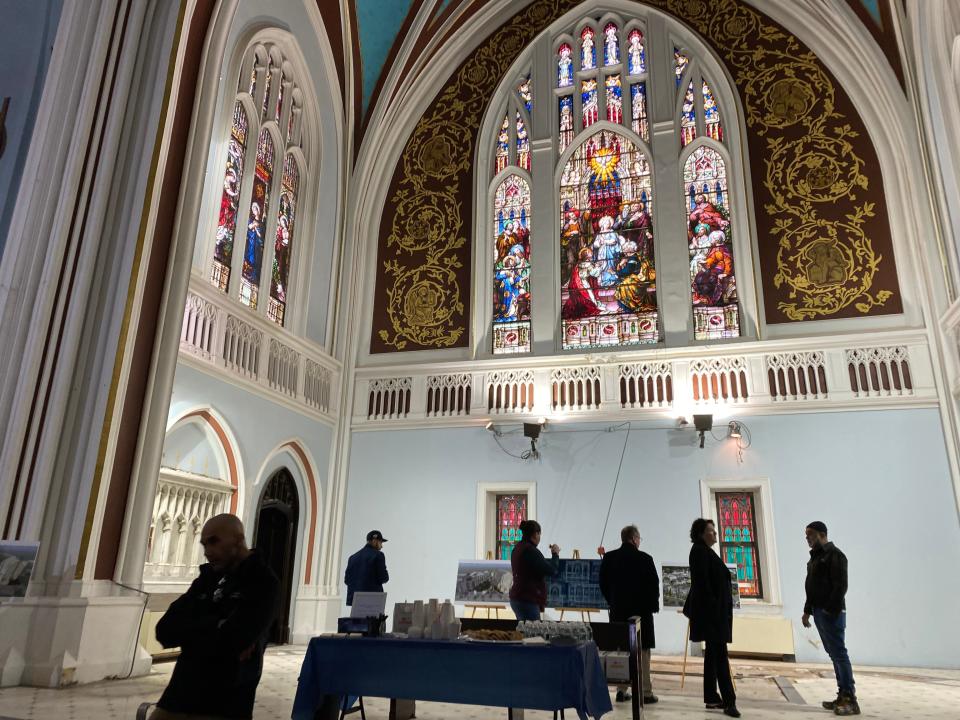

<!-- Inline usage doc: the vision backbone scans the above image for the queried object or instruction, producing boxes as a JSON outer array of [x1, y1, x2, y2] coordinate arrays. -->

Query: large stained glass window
[[268, 156, 299, 326], [211, 102, 248, 291], [560, 131, 658, 349], [493, 175, 532, 354], [495, 494, 528, 561], [716, 491, 762, 599], [240, 129, 274, 308], [684, 146, 739, 339]]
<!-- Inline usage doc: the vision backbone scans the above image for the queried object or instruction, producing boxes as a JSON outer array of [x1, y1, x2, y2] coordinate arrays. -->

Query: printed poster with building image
[[546, 559, 608, 609], [661, 562, 741, 609], [0, 541, 39, 598], [455, 560, 513, 604]]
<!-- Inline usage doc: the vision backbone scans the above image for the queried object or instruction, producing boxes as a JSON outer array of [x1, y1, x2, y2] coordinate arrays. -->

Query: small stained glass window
[[210, 102, 249, 291], [627, 29, 645, 75], [239, 129, 274, 309], [684, 146, 739, 339], [268, 155, 299, 326], [248, 65, 257, 96], [495, 494, 528, 560], [559, 95, 574, 154], [517, 75, 533, 113], [716, 491, 762, 599], [493, 175, 532, 354], [560, 130, 658, 349], [495, 113, 510, 174], [680, 80, 697, 147], [674, 47, 690, 88], [261, 59, 273, 120], [603, 22, 620, 66], [516, 112, 530, 171], [558, 43, 574, 88], [702, 78, 723, 142], [581, 79, 599, 129], [581, 26, 597, 70], [605, 75, 623, 124], [630, 82, 649, 142], [275, 71, 285, 122]]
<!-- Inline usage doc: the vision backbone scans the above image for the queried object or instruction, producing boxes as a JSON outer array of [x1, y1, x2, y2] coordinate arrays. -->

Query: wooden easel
[[558, 550, 600, 621], [680, 617, 736, 692], [465, 604, 506, 619]]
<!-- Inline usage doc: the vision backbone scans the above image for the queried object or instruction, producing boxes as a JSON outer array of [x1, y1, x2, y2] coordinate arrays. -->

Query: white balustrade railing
[[352, 331, 938, 426], [179, 276, 340, 418], [144, 470, 234, 585]]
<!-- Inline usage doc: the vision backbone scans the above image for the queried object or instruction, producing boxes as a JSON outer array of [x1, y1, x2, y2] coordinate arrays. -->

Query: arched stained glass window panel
[[210, 102, 249, 291], [716, 491, 762, 598], [581, 27, 597, 70], [630, 83, 649, 142], [674, 47, 690, 88], [248, 65, 257, 96], [274, 71, 285, 122], [493, 175, 532, 354], [516, 112, 530, 171], [517, 75, 533, 113], [603, 22, 620, 66], [581, 79, 599, 129], [560, 131, 658, 349], [559, 95, 574, 153], [702, 79, 724, 142], [684, 146, 740, 339], [239, 129, 275, 308], [495, 114, 510, 174], [680, 80, 697, 147], [495, 494, 528, 560], [558, 43, 573, 88], [605, 75, 623, 124], [627, 29, 645, 75], [261, 59, 273, 119], [268, 155, 299, 326]]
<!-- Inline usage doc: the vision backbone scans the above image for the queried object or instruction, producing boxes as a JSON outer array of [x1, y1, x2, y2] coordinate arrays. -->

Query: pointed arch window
[[207, 42, 309, 326], [482, 13, 749, 354]]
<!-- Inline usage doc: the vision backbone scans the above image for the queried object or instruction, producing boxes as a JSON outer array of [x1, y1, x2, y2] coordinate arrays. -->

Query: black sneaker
[[615, 690, 631, 702], [822, 694, 841, 711], [834, 695, 861, 716], [705, 701, 725, 709], [643, 695, 658, 704], [723, 707, 741, 718]]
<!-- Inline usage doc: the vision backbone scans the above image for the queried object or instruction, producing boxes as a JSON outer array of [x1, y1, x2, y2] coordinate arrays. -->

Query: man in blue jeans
[[802, 521, 860, 716]]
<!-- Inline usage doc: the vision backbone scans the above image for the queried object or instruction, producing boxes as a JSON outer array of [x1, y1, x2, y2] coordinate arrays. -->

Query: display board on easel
[[546, 555, 608, 610]]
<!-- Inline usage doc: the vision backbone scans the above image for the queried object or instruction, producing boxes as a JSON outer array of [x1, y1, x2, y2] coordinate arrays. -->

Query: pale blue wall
[[168, 363, 333, 532], [0, 0, 63, 260], [343, 409, 960, 668]]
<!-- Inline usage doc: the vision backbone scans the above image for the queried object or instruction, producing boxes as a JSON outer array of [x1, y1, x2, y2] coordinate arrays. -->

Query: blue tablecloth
[[291, 636, 613, 720]]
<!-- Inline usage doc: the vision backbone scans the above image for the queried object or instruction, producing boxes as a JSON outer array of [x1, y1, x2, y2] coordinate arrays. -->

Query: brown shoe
[[834, 694, 861, 716]]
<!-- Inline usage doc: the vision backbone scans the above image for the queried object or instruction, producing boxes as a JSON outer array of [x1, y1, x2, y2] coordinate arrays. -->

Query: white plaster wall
[[343, 408, 960, 668]]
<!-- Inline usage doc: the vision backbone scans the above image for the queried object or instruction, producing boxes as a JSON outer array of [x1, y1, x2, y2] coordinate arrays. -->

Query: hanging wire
[[599, 422, 632, 546]]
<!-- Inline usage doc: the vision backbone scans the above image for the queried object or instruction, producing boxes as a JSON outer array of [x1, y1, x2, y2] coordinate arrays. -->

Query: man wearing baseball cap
[[344, 530, 389, 605], [802, 521, 859, 716]]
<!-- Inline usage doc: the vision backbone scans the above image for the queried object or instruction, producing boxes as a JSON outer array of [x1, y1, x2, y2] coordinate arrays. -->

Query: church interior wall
[[342, 408, 960, 668]]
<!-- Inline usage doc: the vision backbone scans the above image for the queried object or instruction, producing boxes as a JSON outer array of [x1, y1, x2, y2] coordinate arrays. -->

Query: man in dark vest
[[599, 525, 660, 704], [802, 521, 859, 716], [344, 530, 389, 605], [151, 514, 280, 720], [509, 519, 560, 620]]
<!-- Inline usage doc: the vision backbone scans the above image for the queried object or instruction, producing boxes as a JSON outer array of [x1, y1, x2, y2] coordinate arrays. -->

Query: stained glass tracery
[[680, 80, 697, 147], [268, 155, 299, 326], [516, 112, 530, 171], [581, 79, 599, 129], [684, 146, 740, 339], [605, 75, 623, 124], [559, 95, 574, 154], [716, 491, 762, 598], [211, 102, 248, 291], [603, 22, 620, 66], [558, 43, 573, 87], [239, 129, 274, 308], [702, 79, 724, 142], [560, 131, 658, 349], [630, 83, 649, 142], [493, 175, 532, 354], [495, 113, 510, 174], [674, 47, 690, 88], [496, 495, 528, 561], [581, 26, 597, 70], [261, 59, 273, 119], [517, 75, 533, 113], [627, 29, 645, 75]]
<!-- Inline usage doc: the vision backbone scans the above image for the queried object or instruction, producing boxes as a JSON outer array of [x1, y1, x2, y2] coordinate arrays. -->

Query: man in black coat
[[152, 514, 280, 720], [802, 521, 859, 716], [344, 530, 389, 605], [599, 525, 660, 704]]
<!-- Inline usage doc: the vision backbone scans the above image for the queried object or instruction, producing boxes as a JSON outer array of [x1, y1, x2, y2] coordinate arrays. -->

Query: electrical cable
[[113, 580, 150, 680], [599, 422, 632, 546]]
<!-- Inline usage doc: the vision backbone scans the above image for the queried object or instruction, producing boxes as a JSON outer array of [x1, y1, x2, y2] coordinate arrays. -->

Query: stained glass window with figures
[[715, 491, 763, 599], [493, 175, 531, 354], [268, 155, 299, 326], [211, 102, 248, 291], [495, 494, 528, 561]]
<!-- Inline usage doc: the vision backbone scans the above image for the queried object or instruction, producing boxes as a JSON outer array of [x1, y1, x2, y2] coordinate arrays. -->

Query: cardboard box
[[604, 651, 630, 682]]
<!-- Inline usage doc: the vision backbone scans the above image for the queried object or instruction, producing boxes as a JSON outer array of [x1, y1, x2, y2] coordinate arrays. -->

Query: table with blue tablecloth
[[291, 636, 614, 720]]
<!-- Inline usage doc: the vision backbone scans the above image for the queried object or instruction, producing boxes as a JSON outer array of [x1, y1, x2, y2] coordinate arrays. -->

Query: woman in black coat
[[683, 518, 740, 717]]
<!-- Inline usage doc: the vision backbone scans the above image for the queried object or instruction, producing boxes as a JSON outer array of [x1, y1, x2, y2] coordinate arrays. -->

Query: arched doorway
[[255, 469, 299, 644]]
